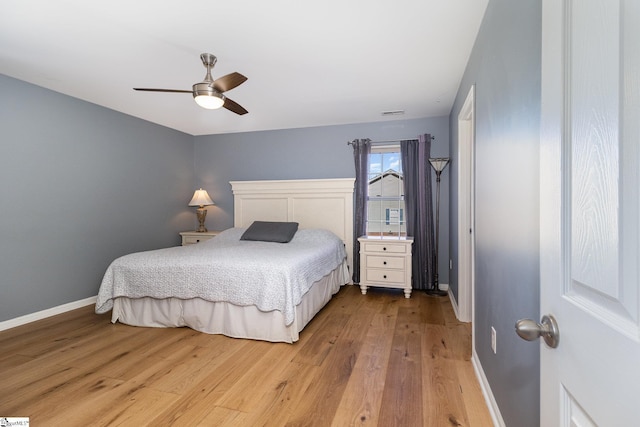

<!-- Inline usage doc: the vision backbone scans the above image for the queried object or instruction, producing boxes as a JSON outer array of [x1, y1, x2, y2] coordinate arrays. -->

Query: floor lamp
[[426, 157, 450, 296]]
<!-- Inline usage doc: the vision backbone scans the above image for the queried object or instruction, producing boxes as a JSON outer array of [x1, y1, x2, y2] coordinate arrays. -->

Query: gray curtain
[[351, 138, 371, 283], [401, 134, 435, 290]]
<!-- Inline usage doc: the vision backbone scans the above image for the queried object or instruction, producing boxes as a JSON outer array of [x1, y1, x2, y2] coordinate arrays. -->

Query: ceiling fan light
[[193, 82, 225, 109], [194, 94, 225, 109]]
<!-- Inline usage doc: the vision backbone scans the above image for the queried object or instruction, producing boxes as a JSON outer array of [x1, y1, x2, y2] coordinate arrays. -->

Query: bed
[[95, 178, 354, 343]]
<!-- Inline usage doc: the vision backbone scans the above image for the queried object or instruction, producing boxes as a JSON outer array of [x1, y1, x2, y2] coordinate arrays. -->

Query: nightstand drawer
[[361, 242, 408, 254], [365, 255, 405, 269], [364, 269, 406, 284], [179, 230, 221, 246], [183, 235, 210, 245]]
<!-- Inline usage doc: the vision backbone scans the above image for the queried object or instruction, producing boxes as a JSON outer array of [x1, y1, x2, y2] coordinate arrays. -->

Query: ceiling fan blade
[[223, 97, 248, 115], [211, 72, 247, 93], [133, 88, 192, 93]]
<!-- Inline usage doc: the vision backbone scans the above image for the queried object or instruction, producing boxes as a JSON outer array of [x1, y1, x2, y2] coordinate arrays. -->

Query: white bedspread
[[95, 228, 347, 325]]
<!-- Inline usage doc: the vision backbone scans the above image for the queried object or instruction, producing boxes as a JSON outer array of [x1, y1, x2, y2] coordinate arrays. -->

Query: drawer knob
[[383, 275, 387, 279], [383, 261, 387, 265], [383, 247, 387, 251], [196, 239, 200, 242]]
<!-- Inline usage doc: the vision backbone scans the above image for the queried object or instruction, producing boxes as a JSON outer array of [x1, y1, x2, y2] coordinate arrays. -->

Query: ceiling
[[0, 0, 488, 136]]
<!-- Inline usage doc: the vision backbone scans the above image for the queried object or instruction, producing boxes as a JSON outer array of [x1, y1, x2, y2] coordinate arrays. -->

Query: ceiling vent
[[381, 110, 405, 116]]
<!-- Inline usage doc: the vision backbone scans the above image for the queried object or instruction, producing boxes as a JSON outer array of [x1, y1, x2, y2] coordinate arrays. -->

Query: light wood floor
[[0, 285, 493, 426]]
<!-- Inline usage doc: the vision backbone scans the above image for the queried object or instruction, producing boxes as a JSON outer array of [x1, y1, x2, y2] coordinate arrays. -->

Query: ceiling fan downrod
[[200, 53, 217, 84]]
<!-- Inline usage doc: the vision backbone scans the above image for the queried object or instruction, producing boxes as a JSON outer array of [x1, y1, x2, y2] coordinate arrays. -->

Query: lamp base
[[426, 272, 447, 296], [425, 288, 448, 297], [195, 207, 208, 232]]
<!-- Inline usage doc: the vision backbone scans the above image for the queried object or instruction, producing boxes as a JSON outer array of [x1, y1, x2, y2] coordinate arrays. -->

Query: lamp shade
[[188, 188, 214, 207], [429, 157, 451, 172]]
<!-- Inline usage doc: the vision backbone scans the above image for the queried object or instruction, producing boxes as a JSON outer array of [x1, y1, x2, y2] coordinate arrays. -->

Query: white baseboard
[[448, 287, 461, 320], [439, 282, 449, 291], [472, 349, 505, 427], [0, 296, 97, 332]]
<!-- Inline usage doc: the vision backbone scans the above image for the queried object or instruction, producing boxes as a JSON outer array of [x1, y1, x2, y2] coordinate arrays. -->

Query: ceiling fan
[[134, 53, 248, 115]]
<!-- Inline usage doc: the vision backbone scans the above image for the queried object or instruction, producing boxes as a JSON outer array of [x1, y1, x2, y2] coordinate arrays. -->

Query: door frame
[[456, 85, 475, 323]]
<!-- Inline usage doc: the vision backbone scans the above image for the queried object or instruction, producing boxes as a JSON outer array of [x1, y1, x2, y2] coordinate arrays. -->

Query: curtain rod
[[347, 136, 434, 146]]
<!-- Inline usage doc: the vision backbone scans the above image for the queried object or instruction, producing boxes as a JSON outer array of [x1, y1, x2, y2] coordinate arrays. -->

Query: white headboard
[[230, 178, 355, 277]]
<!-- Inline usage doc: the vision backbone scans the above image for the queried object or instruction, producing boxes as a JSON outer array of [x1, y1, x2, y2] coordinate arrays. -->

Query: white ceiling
[[0, 0, 488, 136]]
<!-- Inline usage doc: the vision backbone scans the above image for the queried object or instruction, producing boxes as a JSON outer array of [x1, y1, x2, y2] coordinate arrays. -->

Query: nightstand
[[358, 236, 413, 298], [179, 230, 221, 245]]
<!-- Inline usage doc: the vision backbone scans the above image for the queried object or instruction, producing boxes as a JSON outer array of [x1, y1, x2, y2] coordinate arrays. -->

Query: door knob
[[515, 314, 559, 348]]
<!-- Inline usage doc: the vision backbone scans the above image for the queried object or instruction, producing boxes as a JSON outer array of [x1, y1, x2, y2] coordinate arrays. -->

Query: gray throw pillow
[[240, 221, 299, 243]]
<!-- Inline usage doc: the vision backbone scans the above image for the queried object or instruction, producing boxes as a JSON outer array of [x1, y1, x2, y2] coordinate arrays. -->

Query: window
[[366, 145, 405, 238]]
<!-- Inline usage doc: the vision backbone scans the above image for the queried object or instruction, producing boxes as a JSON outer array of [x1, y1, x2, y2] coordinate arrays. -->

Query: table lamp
[[188, 188, 214, 232]]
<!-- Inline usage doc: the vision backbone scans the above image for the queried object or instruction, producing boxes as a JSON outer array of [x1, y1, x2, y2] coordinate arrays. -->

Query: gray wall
[[449, 0, 541, 425], [193, 117, 452, 285], [0, 74, 195, 322], [0, 74, 453, 323]]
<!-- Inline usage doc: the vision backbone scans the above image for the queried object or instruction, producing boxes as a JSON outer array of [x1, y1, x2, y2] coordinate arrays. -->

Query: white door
[[538, 0, 640, 425]]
